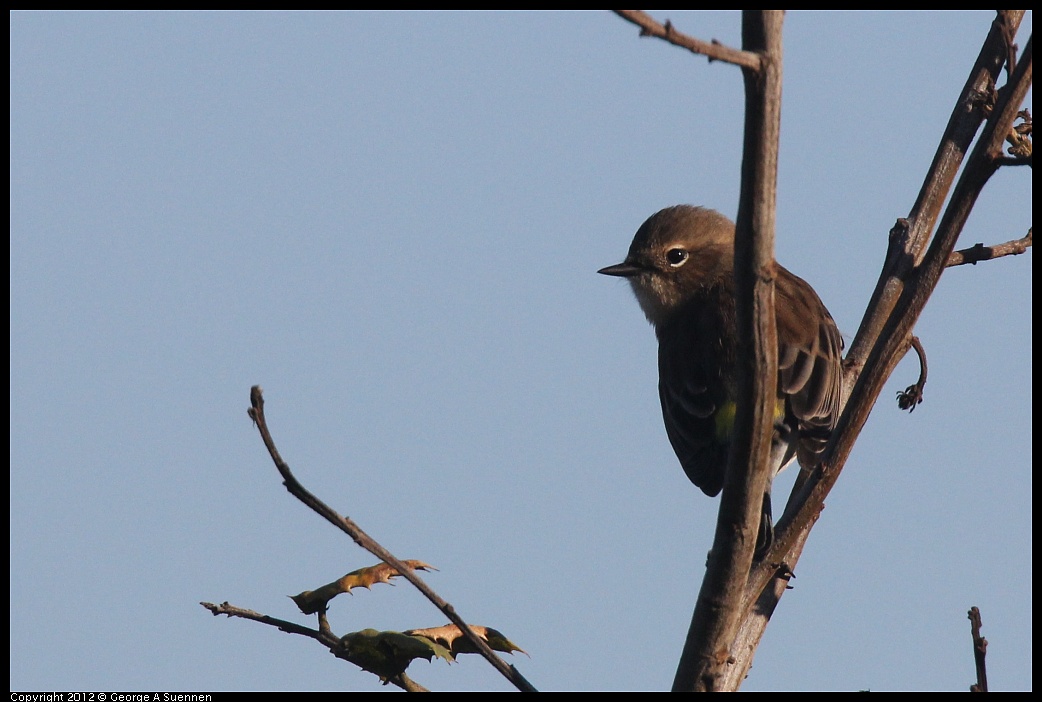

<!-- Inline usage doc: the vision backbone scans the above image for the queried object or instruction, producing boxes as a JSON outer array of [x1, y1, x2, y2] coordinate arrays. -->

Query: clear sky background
[[10, 11, 1032, 692]]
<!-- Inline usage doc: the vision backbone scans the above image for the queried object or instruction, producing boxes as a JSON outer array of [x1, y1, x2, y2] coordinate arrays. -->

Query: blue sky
[[10, 11, 1031, 692]]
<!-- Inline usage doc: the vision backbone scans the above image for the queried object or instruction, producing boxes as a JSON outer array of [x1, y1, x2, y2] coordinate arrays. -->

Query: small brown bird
[[599, 205, 843, 555]]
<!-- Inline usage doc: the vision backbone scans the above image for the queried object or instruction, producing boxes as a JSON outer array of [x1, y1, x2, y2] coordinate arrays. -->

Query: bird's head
[[598, 205, 735, 327]]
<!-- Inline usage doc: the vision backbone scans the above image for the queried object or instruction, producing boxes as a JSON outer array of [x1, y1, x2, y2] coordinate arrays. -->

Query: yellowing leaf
[[405, 624, 527, 659], [290, 560, 436, 614]]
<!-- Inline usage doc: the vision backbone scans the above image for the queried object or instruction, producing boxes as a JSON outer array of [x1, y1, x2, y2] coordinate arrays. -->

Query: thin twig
[[946, 229, 1033, 266], [203, 600, 336, 643], [968, 606, 988, 692], [998, 10, 1019, 80], [896, 336, 928, 413], [612, 10, 762, 71], [246, 386, 537, 692], [200, 601, 430, 692], [996, 155, 1032, 165]]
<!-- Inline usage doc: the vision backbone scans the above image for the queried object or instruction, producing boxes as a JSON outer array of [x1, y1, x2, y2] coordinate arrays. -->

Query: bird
[[598, 205, 843, 556]]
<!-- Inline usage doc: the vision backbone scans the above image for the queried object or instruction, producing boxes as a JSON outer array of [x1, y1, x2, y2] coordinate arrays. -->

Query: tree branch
[[895, 336, 928, 413], [672, 11, 784, 692], [760, 15, 1031, 619], [968, 606, 989, 692], [200, 601, 430, 692], [663, 11, 1029, 692], [612, 10, 762, 70], [945, 228, 1032, 266], [245, 386, 537, 692], [611, 11, 1028, 692], [844, 10, 1026, 372]]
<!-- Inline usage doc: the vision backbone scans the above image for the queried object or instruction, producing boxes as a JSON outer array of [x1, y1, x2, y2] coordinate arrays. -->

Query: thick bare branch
[[844, 10, 1026, 371], [759, 16, 1031, 618], [663, 12, 1030, 692], [672, 11, 783, 692]]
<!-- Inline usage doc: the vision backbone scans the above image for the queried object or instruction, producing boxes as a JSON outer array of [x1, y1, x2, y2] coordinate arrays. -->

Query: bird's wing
[[775, 267, 844, 467], [656, 297, 732, 497]]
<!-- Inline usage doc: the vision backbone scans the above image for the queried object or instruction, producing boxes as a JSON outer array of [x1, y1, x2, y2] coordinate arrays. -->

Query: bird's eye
[[666, 248, 688, 267]]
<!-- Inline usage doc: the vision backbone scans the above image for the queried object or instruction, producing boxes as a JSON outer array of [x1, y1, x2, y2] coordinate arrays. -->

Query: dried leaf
[[405, 624, 527, 659], [290, 560, 436, 614]]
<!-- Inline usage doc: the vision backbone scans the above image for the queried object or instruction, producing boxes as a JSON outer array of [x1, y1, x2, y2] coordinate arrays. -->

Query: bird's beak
[[597, 261, 643, 277]]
